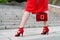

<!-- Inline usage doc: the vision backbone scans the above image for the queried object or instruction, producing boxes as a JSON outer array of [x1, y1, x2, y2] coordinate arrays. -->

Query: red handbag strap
[[36, 0, 39, 13], [43, 0, 46, 11], [36, 0, 45, 13]]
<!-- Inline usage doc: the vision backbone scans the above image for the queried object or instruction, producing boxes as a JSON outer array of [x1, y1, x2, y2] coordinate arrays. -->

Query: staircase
[[0, 4, 60, 29]]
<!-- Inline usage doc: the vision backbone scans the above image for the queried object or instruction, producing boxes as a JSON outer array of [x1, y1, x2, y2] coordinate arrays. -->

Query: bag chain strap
[[36, 0, 45, 13]]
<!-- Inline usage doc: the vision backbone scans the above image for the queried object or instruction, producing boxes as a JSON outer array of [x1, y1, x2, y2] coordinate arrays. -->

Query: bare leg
[[44, 21, 48, 26], [20, 11, 30, 28], [41, 21, 49, 35], [15, 11, 30, 37]]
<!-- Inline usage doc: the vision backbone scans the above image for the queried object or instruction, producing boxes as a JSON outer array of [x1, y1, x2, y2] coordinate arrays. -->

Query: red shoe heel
[[41, 26, 49, 35], [15, 32, 20, 37], [15, 27, 24, 37]]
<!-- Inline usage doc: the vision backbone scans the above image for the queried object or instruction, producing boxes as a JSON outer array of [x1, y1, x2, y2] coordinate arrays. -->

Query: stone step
[[0, 25, 60, 30], [0, 21, 60, 25]]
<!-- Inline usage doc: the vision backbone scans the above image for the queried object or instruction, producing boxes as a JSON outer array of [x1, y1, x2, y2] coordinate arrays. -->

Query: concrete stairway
[[0, 4, 60, 29]]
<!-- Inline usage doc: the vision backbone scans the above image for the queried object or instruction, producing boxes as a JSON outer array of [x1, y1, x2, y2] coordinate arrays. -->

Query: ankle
[[19, 27, 24, 28], [44, 25, 48, 27]]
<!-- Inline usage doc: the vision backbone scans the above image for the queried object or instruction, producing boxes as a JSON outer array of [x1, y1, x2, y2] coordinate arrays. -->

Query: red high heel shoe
[[15, 27, 24, 37], [41, 26, 49, 35]]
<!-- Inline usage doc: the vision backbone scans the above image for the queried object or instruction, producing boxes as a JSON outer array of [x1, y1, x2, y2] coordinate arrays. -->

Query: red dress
[[25, 0, 48, 14]]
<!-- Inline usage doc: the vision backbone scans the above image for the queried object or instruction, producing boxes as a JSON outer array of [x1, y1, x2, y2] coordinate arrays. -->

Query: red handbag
[[36, 12, 48, 21], [36, 0, 48, 21]]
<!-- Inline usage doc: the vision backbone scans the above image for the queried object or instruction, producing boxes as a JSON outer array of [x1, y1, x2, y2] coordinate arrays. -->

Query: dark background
[[8, 0, 27, 3]]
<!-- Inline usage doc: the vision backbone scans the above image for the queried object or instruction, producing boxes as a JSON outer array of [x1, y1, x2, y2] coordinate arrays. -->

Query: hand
[[44, 11, 48, 13]]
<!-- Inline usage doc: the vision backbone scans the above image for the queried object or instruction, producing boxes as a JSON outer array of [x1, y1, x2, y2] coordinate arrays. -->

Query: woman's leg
[[41, 21, 49, 35], [44, 21, 48, 26], [15, 11, 30, 37], [20, 11, 30, 28]]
